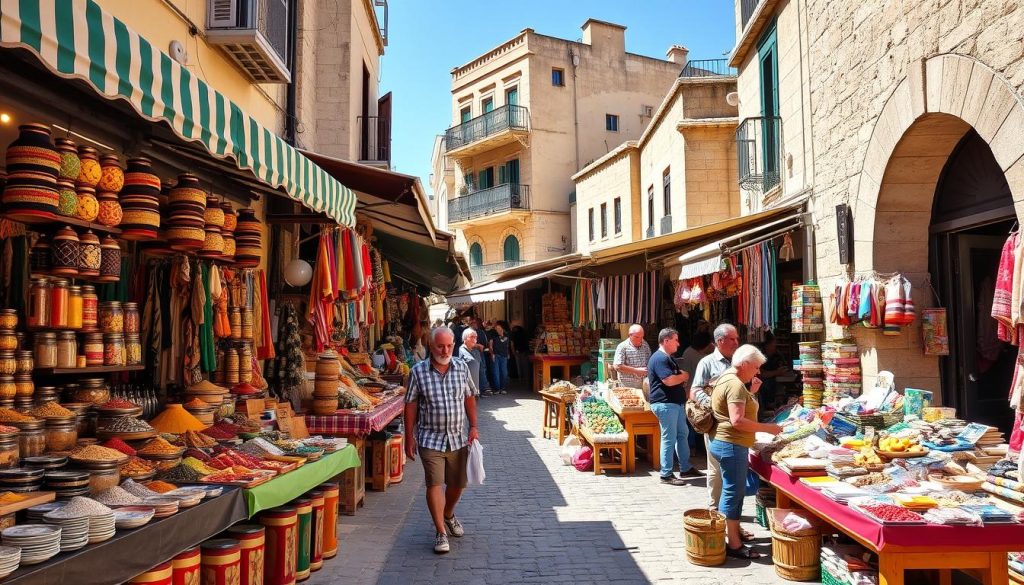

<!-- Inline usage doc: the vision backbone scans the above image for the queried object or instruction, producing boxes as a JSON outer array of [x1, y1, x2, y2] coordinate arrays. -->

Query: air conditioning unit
[[642, 105, 654, 117], [207, 0, 291, 83]]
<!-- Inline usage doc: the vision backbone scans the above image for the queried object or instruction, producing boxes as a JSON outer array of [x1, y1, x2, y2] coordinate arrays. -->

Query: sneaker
[[498, 390, 508, 395], [679, 467, 705, 479], [434, 532, 450, 554], [444, 515, 465, 537], [660, 475, 688, 486]]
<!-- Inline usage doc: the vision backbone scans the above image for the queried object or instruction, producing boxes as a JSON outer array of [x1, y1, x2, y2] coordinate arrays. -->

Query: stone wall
[[574, 149, 637, 254]]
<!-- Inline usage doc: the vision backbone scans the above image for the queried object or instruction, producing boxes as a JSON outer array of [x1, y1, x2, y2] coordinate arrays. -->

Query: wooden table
[[618, 409, 660, 473], [540, 390, 571, 444], [577, 425, 627, 475], [530, 355, 589, 392], [750, 456, 1018, 585]]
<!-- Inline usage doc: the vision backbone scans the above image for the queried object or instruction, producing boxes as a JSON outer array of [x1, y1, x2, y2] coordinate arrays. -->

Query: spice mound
[[102, 417, 155, 434], [120, 479, 159, 498], [0, 409, 36, 423], [102, 438, 137, 457], [183, 398, 210, 409], [29, 402, 74, 419], [183, 457, 217, 476], [98, 398, 139, 409], [143, 480, 178, 494], [183, 430, 216, 448], [149, 404, 206, 434], [45, 496, 112, 518], [120, 457, 156, 477], [137, 437, 182, 456], [158, 464, 205, 483], [71, 444, 129, 462], [93, 486, 142, 506]]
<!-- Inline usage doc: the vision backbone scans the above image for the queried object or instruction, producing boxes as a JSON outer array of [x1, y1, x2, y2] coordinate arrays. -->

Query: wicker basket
[[769, 509, 821, 581], [683, 509, 726, 567]]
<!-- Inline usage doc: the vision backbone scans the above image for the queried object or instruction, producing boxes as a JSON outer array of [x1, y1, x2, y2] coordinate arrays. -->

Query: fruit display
[[878, 435, 925, 454], [854, 447, 883, 466], [580, 398, 625, 435]]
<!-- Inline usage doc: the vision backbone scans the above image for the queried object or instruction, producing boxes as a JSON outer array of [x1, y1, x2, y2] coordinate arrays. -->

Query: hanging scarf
[[308, 233, 335, 351], [198, 262, 217, 372], [256, 270, 275, 359]]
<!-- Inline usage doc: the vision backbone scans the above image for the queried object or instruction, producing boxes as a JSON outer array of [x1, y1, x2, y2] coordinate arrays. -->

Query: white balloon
[[284, 259, 313, 287]]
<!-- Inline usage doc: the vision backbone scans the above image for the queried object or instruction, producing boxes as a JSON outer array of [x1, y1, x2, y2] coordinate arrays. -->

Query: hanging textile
[[308, 232, 335, 351], [572, 279, 598, 329], [255, 270, 275, 359], [198, 262, 217, 373], [273, 303, 305, 402], [993, 232, 1017, 341], [600, 272, 658, 325]]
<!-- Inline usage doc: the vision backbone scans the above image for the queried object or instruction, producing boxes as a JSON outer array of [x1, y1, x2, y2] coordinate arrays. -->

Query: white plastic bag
[[467, 440, 485, 486], [559, 435, 581, 465]]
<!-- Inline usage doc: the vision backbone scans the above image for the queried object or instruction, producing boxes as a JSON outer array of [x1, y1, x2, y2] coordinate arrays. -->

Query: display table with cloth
[[618, 410, 660, 473], [5, 487, 246, 585], [303, 395, 406, 515], [750, 455, 1019, 585], [530, 355, 589, 392], [244, 445, 360, 516]]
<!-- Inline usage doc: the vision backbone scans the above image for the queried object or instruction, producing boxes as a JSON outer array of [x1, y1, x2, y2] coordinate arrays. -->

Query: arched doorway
[[469, 242, 483, 267], [502, 235, 520, 265]]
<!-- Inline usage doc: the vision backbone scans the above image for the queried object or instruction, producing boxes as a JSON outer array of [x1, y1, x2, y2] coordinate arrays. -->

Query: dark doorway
[[930, 129, 1016, 434]]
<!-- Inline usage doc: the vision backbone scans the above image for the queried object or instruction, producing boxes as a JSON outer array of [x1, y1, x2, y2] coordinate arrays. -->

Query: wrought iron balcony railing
[[679, 59, 737, 78], [737, 116, 782, 193], [470, 260, 525, 282], [448, 184, 531, 223], [444, 105, 529, 151]]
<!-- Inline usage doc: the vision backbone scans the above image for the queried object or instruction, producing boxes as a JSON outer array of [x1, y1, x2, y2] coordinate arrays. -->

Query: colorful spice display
[[29, 401, 74, 418], [120, 457, 156, 477], [98, 398, 139, 409], [94, 486, 142, 506], [46, 496, 112, 517], [182, 430, 217, 448], [142, 480, 177, 494], [183, 397, 209, 409], [182, 457, 217, 475], [149, 404, 206, 434], [72, 444, 128, 462], [137, 437, 182, 456], [101, 438, 136, 456], [0, 408, 36, 422], [158, 464, 204, 483], [102, 417, 155, 433]]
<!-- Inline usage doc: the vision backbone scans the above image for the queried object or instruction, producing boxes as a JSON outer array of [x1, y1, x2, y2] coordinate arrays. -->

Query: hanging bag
[[686, 399, 716, 435], [466, 440, 486, 486]]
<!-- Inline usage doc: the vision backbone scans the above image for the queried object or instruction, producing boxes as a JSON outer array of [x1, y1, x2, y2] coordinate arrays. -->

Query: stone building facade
[[731, 0, 1024, 426]]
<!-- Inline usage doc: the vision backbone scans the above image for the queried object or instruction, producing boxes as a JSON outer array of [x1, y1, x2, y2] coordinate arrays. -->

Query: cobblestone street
[[308, 389, 788, 585]]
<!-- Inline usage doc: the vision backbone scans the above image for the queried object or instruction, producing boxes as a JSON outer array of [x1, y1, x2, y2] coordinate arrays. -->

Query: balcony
[[679, 59, 736, 78], [448, 184, 531, 225], [444, 105, 530, 157], [358, 115, 391, 167], [645, 225, 655, 239], [470, 260, 526, 283], [207, 0, 291, 83], [737, 116, 782, 194]]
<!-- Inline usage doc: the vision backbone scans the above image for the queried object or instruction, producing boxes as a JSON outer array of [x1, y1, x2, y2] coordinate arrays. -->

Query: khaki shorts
[[419, 446, 469, 488]]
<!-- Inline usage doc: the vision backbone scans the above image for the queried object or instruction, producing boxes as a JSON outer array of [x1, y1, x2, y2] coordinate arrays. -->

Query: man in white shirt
[[612, 324, 651, 389]]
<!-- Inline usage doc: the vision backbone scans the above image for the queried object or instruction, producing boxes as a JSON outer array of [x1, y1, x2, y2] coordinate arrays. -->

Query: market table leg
[[983, 552, 1009, 585], [623, 422, 637, 474], [556, 402, 567, 444], [774, 487, 792, 508], [878, 554, 904, 585]]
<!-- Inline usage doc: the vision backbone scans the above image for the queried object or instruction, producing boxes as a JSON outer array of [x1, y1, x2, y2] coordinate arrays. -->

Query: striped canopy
[[0, 0, 356, 226]]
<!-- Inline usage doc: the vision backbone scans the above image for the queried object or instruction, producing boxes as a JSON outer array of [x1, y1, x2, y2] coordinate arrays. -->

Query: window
[[758, 23, 780, 191], [647, 186, 654, 228], [478, 167, 495, 190], [552, 68, 565, 86], [506, 86, 518, 106], [613, 197, 622, 234], [482, 97, 494, 113], [498, 159, 520, 185], [469, 243, 483, 266], [463, 173, 474, 192], [588, 208, 595, 241], [502, 236, 520, 263], [460, 106, 472, 123], [606, 114, 619, 132], [600, 203, 608, 238], [662, 168, 672, 216]]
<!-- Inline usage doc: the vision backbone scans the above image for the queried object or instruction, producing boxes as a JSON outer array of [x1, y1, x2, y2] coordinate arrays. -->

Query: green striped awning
[[0, 0, 356, 226]]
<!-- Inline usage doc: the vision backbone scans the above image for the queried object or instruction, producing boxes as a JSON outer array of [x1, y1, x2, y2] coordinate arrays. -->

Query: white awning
[[678, 242, 727, 279], [445, 264, 584, 306], [676, 215, 804, 279]]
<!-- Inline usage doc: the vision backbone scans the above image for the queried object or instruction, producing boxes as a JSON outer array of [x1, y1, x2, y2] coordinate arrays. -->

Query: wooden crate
[[364, 438, 391, 492], [339, 436, 365, 515]]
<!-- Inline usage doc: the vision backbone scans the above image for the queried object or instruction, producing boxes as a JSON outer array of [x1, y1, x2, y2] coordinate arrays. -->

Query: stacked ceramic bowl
[[164, 487, 205, 508], [26, 501, 67, 521], [42, 513, 89, 552], [119, 158, 161, 241], [112, 505, 155, 529], [1, 525, 61, 565], [43, 470, 91, 499], [140, 496, 179, 518], [167, 173, 207, 251], [0, 545, 20, 578], [0, 468, 44, 493], [2, 123, 61, 223], [233, 208, 262, 267], [87, 510, 116, 543]]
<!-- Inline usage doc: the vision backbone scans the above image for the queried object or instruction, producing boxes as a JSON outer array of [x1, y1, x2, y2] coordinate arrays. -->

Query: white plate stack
[[1, 525, 61, 565], [42, 514, 90, 552], [0, 545, 20, 577], [88, 511, 116, 544], [26, 501, 68, 522]]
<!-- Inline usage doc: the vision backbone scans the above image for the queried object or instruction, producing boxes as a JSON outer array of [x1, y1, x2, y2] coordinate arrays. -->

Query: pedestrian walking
[[647, 328, 703, 485], [458, 329, 483, 392], [404, 327, 480, 554], [490, 323, 511, 394], [691, 323, 740, 510]]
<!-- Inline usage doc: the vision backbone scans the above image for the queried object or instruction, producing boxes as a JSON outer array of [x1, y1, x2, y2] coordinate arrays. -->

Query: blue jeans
[[649, 402, 691, 477], [709, 439, 749, 521], [479, 352, 491, 390], [492, 355, 509, 390]]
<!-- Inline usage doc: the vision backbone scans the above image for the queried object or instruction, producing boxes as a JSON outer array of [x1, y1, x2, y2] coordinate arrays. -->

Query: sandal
[[740, 528, 755, 542], [725, 545, 763, 559]]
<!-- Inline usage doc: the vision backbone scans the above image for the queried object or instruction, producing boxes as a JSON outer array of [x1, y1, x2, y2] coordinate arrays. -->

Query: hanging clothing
[[993, 232, 1018, 341], [600, 272, 658, 325], [198, 262, 217, 373]]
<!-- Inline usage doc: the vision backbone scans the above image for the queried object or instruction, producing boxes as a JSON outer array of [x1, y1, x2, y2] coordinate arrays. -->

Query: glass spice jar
[[0, 332, 17, 353], [68, 285, 83, 330], [0, 434, 18, 470], [81, 285, 98, 331], [18, 426, 46, 458], [83, 333, 104, 367], [13, 397, 32, 413], [50, 278, 70, 329], [33, 332, 57, 369], [56, 331, 77, 369], [15, 351, 33, 375], [28, 278, 51, 329], [73, 378, 109, 405], [103, 333, 125, 366], [45, 418, 77, 452], [0, 376, 15, 399], [14, 375, 33, 398], [123, 302, 140, 335], [29, 236, 51, 276], [0, 352, 15, 376], [88, 463, 120, 492], [0, 309, 18, 330], [99, 301, 123, 334], [125, 334, 142, 366]]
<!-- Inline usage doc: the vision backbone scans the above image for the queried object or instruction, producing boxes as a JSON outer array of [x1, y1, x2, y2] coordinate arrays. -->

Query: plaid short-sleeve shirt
[[405, 358, 478, 452], [613, 339, 652, 389]]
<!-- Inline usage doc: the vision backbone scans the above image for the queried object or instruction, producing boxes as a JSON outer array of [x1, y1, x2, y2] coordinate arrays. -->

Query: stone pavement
[[308, 389, 791, 585]]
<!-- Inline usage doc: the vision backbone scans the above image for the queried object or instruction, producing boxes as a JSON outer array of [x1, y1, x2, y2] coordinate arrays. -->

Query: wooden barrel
[[200, 539, 241, 585], [260, 506, 297, 585], [683, 509, 726, 567], [308, 490, 325, 571], [170, 546, 200, 585], [226, 524, 265, 585], [127, 561, 173, 584], [769, 509, 821, 581], [318, 483, 340, 559], [292, 498, 312, 581]]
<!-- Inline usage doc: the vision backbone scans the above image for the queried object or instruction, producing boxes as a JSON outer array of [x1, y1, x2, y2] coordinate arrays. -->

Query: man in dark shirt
[[510, 321, 530, 381], [648, 328, 703, 485]]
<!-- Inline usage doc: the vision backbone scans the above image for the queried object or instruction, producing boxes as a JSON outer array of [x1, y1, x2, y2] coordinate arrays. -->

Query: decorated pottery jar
[[56, 178, 78, 217], [117, 158, 161, 241], [54, 138, 81, 181], [49, 226, 80, 277], [97, 154, 124, 192], [96, 191, 122, 227], [3, 123, 60, 223], [221, 201, 237, 232], [76, 146, 101, 188], [98, 236, 121, 283], [198, 226, 224, 258], [77, 230, 101, 278], [204, 195, 225, 228]]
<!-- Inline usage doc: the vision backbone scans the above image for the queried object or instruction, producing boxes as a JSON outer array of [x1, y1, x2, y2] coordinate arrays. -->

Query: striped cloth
[[601, 272, 659, 325]]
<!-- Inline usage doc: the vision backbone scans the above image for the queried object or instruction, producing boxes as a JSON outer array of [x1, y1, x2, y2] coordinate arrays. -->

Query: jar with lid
[[33, 332, 57, 369], [15, 351, 33, 375], [87, 462, 120, 493], [56, 331, 77, 369], [81, 285, 98, 331], [0, 310, 17, 331], [67, 285, 83, 330], [28, 278, 51, 329], [83, 333, 103, 367], [77, 230, 101, 278], [45, 418, 77, 452], [103, 333, 125, 366], [34, 387, 58, 404], [0, 352, 15, 377], [12, 397, 33, 413], [99, 301, 123, 334], [49, 278, 70, 329], [13, 376, 33, 400], [49, 226, 79, 278], [72, 378, 108, 405], [18, 425, 46, 458], [125, 334, 142, 366], [0, 332, 17, 353], [123, 302, 140, 335], [0, 376, 14, 400], [0, 434, 18, 469]]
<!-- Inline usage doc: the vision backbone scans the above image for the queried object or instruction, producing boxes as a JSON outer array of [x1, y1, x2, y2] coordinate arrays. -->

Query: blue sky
[[379, 1, 737, 190]]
